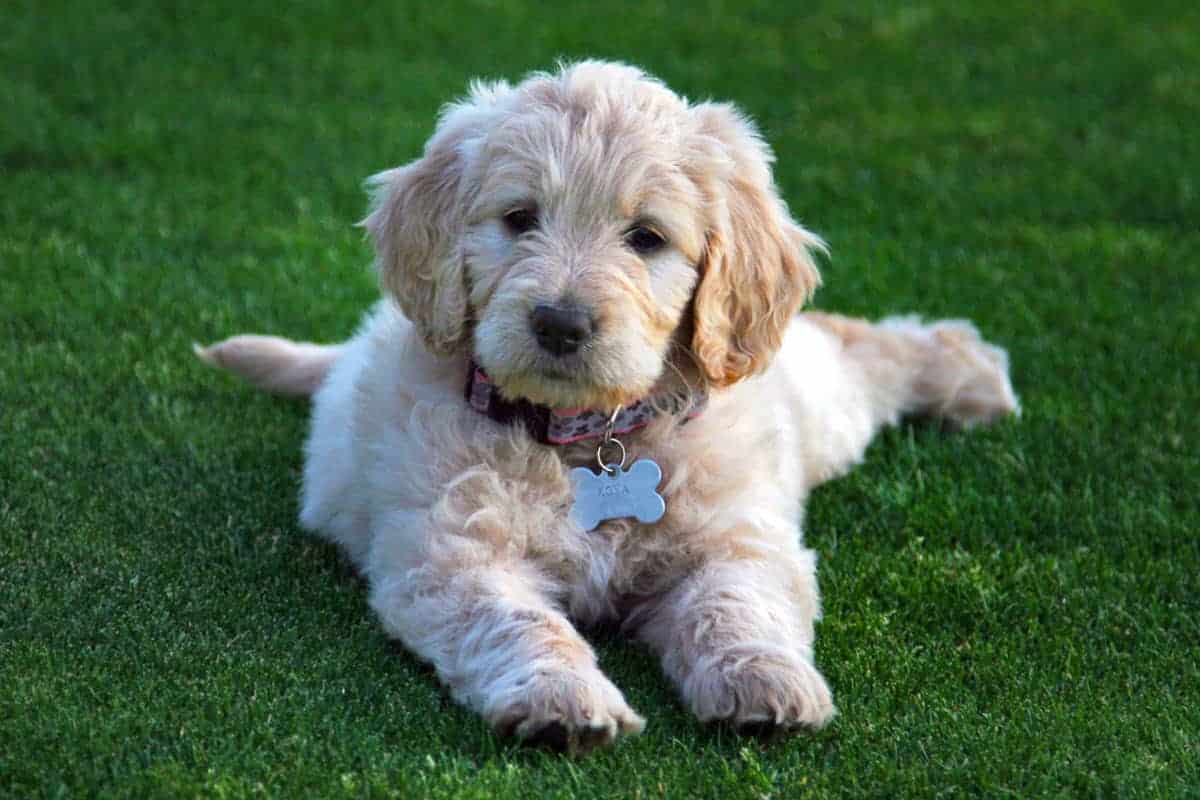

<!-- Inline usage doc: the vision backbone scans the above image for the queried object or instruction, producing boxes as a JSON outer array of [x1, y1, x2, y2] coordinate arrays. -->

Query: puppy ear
[[363, 89, 504, 355], [687, 103, 824, 387]]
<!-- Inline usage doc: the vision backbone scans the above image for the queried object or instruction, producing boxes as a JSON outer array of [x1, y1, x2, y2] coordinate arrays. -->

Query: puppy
[[198, 61, 1018, 754]]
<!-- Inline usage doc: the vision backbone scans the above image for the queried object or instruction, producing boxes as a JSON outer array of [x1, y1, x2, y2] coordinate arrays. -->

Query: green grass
[[3, 0, 1199, 796]]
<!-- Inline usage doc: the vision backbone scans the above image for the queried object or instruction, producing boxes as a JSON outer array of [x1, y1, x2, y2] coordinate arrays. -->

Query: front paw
[[685, 649, 835, 738], [487, 664, 645, 755]]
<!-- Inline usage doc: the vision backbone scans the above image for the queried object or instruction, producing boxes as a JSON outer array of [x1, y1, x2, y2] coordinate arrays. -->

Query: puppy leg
[[369, 544, 644, 754], [797, 312, 1019, 486], [634, 546, 835, 737], [806, 312, 1019, 428]]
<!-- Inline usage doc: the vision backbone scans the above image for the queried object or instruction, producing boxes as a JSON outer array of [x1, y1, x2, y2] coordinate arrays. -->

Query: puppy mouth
[[485, 353, 625, 409], [536, 360, 585, 382], [525, 346, 594, 381]]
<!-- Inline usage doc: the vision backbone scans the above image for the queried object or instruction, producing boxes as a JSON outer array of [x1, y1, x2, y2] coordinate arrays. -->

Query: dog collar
[[465, 361, 704, 445]]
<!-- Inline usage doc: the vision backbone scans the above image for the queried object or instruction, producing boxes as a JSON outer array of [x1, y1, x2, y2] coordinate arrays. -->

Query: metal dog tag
[[569, 459, 667, 531]]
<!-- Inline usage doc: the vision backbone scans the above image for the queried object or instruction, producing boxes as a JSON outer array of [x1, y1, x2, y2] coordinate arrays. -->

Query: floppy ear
[[687, 103, 824, 387], [363, 89, 506, 355]]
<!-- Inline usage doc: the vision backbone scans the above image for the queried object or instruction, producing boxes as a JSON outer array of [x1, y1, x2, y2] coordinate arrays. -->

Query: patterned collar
[[465, 361, 705, 445]]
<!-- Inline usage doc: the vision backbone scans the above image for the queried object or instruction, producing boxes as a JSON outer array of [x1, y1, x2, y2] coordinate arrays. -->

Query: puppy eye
[[503, 208, 538, 235], [625, 226, 666, 255]]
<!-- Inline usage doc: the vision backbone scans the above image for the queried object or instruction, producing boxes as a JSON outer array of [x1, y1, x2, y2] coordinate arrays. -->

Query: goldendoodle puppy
[[198, 60, 1018, 754]]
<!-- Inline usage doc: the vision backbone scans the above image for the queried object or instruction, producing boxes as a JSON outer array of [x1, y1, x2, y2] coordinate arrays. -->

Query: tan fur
[[199, 62, 1019, 754], [687, 103, 823, 386]]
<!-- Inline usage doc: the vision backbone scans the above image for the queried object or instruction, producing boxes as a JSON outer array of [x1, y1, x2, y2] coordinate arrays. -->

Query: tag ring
[[596, 438, 627, 474]]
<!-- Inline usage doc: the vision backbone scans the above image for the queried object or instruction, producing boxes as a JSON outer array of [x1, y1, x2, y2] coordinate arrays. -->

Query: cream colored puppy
[[198, 61, 1018, 754]]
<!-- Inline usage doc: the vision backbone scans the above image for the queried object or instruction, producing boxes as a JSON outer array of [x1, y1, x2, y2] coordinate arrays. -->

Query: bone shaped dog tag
[[569, 459, 666, 531]]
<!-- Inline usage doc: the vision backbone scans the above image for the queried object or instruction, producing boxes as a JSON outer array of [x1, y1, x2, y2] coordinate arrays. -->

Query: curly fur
[[197, 61, 1019, 754]]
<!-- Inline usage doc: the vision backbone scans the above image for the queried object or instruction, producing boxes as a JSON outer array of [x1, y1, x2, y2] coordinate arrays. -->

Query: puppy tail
[[194, 335, 342, 397]]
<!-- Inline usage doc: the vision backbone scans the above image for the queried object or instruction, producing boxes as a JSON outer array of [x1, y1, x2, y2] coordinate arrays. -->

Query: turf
[[2, 0, 1198, 797]]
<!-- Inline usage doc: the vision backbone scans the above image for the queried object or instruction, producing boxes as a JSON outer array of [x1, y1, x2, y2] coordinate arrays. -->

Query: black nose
[[530, 304, 594, 356]]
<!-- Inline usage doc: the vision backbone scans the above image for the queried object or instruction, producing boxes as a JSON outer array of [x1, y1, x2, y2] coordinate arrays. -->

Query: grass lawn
[[3, 0, 1198, 796]]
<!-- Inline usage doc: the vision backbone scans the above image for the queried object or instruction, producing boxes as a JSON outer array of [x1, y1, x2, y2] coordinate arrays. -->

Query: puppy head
[[365, 61, 822, 409]]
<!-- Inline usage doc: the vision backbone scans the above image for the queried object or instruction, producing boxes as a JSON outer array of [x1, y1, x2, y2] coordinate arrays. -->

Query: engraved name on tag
[[569, 459, 667, 531]]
